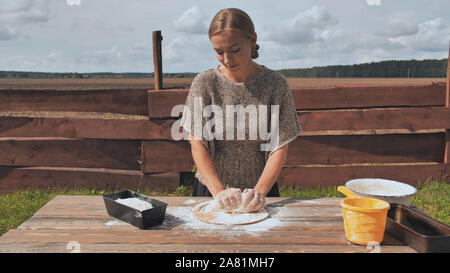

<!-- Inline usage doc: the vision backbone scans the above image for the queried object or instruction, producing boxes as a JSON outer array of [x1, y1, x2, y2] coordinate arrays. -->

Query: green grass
[[410, 178, 450, 225], [0, 180, 448, 237], [280, 185, 343, 198]]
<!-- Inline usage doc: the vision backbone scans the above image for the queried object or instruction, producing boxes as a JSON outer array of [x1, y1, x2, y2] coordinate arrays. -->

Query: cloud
[[375, 19, 419, 38], [390, 17, 450, 52], [126, 42, 152, 63], [260, 22, 402, 69], [3, 50, 63, 69], [1, 0, 448, 73], [366, 0, 381, 6], [0, 0, 33, 13], [45, 50, 62, 62], [0, 0, 50, 25], [0, 26, 19, 40], [79, 46, 122, 64], [75, 43, 153, 70], [165, 36, 187, 62], [173, 6, 208, 35], [128, 42, 150, 56], [264, 6, 338, 44], [0, 0, 50, 41], [162, 34, 214, 72], [292, 5, 338, 29]]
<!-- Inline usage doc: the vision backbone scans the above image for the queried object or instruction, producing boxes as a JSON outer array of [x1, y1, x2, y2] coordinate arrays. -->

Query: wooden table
[[0, 196, 416, 253]]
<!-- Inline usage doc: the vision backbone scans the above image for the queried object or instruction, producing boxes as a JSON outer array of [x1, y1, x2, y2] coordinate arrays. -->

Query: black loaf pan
[[385, 203, 450, 253], [103, 190, 167, 229]]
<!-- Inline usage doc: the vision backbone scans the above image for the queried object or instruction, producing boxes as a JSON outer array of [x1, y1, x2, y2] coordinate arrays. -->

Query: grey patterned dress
[[180, 64, 302, 190]]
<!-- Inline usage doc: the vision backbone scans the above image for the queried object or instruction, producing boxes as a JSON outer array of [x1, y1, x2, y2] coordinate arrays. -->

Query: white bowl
[[345, 178, 417, 206]]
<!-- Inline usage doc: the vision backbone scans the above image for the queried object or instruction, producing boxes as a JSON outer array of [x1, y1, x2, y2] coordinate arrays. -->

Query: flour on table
[[203, 210, 268, 225], [105, 220, 128, 226], [161, 205, 283, 237], [116, 197, 153, 211], [193, 201, 269, 226], [183, 199, 197, 205]]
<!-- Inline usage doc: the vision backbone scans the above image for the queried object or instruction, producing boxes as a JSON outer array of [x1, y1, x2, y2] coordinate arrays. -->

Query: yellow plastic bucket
[[338, 186, 390, 245]]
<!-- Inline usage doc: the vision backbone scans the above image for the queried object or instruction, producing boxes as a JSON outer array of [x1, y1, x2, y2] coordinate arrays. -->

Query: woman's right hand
[[215, 188, 242, 210], [241, 188, 265, 212]]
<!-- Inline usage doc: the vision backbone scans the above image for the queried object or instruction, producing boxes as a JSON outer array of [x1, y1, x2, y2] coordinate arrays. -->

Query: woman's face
[[210, 30, 256, 73]]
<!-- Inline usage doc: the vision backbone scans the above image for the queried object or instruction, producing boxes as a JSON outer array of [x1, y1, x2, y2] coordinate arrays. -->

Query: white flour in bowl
[[348, 179, 416, 196], [116, 197, 153, 211]]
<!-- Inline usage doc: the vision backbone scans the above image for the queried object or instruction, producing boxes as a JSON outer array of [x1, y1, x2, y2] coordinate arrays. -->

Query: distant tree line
[[0, 71, 200, 79], [0, 59, 447, 79], [278, 58, 448, 78]]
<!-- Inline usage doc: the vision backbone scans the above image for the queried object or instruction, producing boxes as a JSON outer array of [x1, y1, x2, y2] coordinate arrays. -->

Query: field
[[0, 77, 446, 90]]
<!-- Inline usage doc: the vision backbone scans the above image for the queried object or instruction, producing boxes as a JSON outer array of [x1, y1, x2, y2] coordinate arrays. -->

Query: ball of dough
[[202, 191, 253, 214]]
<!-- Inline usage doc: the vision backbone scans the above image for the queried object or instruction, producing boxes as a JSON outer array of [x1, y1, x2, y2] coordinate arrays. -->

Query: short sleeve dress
[[180, 64, 302, 192]]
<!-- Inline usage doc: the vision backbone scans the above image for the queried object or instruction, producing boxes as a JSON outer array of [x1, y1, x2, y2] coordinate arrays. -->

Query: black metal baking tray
[[103, 190, 167, 229], [385, 203, 450, 253]]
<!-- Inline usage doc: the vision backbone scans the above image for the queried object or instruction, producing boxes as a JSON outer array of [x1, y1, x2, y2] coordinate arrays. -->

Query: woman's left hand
[[242, 189, 265, 212]]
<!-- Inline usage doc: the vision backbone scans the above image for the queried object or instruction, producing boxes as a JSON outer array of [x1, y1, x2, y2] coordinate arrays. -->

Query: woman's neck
[[220, 61, 262, 83]]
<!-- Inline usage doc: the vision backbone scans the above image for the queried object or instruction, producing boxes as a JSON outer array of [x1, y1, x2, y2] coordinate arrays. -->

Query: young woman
[[180, 8, 301, 212]]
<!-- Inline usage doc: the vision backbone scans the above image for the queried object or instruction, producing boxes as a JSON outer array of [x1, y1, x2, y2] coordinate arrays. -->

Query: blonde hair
[[208, 8, 260, 59]]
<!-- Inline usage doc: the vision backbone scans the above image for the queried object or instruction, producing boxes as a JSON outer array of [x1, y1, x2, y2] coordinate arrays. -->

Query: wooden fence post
[[153, 30, 163, 90], [445, 41, 449, 163]]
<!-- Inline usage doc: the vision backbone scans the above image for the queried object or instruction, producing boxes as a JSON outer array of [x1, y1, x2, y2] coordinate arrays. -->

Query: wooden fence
[[0, 78, 449, 193]]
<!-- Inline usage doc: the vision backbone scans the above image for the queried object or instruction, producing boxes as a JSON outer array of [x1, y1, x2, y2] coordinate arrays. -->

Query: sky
[[0, 0, 449, 73]]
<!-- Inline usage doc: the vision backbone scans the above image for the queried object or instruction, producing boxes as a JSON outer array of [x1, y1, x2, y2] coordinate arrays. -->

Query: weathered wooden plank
[[0, 89, 148, 115], [278, 163, 450, 189], [0, 227, 406, 247], [18, 205, 345, 231], [298, 107, 450, 133], [268, 207, 342, 219], [0, 242, 416, 253], [141, 133, 444, 172], [35, 196, 341, 209], [148, 89, 187, 118], [0, 138, 141, 170], [31, 196, 343, 218], [2, 107, 448, 140], [148, 84, 446, 118], [17, 216, 132, 230], [286, 133, 444, 165], [16, 216, 345, 232], [0, 228, 352, 245], [0, 167, 179, 193], [0, 116, 173, 140], [292, 83, 446, 110], [141, 140, 192, 172]]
